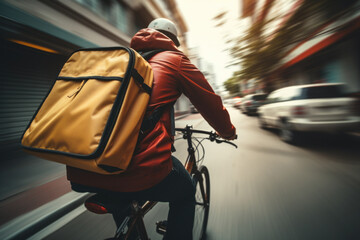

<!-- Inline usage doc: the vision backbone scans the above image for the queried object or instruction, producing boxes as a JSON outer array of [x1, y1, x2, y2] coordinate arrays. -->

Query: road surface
[[8, 108, 360, 239]]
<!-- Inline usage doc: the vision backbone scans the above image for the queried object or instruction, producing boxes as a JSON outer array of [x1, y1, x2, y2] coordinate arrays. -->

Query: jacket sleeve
[[177, 56, 235, 138]]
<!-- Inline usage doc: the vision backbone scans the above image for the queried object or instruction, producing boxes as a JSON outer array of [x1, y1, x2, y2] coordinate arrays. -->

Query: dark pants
[[71, 156, 195, 240]]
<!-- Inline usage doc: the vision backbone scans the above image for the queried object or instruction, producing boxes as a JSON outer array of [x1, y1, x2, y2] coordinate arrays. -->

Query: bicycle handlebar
[[175, 125, 238, 148]]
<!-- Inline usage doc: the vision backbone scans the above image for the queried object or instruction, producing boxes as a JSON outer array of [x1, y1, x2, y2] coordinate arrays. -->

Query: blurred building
[[0, 0, 189, 152], [201, 61, 218, 93], [240, 0, 360, 95], [188, 47, 218, 92]]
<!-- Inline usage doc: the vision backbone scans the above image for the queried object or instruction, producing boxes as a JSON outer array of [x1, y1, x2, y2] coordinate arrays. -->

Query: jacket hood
[[130, 28, 179, 52]]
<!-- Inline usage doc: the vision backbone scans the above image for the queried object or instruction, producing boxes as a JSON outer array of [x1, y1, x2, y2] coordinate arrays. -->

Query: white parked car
[[240, 93, 268, 115], [258, 83, 360, 143]]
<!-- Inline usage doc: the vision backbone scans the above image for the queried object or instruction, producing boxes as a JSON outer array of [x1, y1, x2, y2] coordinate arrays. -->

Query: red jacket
[[67, 29, 235, 192]]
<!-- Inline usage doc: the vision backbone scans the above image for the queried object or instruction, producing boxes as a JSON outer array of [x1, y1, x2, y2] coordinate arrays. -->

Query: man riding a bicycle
[[67, 18, 236, 240]]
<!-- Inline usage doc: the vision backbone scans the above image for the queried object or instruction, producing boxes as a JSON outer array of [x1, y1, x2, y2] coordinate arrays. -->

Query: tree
[[222, 0, 358, 86], [224, 75, 241, 95]]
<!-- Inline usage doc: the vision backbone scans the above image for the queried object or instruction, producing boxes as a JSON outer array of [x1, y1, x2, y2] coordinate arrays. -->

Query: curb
[[0, 191, 90, 240]]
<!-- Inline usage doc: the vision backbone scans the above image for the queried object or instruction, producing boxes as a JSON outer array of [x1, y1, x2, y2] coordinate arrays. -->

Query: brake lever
[[215, 139, 238, 148]]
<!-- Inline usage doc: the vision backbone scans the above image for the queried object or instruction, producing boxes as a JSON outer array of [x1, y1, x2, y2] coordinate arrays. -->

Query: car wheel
[[279, 120, 298, 144], [258, 115, 268, 129]]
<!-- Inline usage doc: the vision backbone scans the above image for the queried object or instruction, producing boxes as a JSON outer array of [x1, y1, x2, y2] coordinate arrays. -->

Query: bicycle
[[84, 125, 237, 240]]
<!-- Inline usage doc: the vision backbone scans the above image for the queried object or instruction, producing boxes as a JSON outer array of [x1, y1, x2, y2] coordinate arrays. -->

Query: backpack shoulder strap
[[138, 48, 169, 135], [139, 103, 176, 153], [140, 103, 174, 134], [138, 50, 176, 150], [131, 49, 166, 95], [139, 49, 166, 61]]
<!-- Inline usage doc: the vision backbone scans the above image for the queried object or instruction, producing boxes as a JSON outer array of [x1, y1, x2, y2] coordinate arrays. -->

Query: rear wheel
[[258, 115, 268, 129], [279, 119, 298, 144], [192, 165, 210, 240]]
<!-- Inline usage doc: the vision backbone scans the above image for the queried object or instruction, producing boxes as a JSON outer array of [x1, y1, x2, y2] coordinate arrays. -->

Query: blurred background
[[0, 0, 359, 239]]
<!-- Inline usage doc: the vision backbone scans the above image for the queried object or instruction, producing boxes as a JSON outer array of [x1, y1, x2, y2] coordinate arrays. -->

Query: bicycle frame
[[113, 124, 241, 239], [116, 201, 156, 239], [117, 126, 203, 239]]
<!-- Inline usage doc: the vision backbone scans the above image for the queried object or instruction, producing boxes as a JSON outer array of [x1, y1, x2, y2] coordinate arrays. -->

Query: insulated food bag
[[21, 47, 154, 174]]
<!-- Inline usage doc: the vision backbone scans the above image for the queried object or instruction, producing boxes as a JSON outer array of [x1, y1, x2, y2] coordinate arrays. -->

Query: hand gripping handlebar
[[175, 125, 238, 148]]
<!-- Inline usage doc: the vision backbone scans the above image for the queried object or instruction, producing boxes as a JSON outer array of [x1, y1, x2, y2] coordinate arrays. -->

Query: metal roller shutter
[[0, 39, 67, 153]]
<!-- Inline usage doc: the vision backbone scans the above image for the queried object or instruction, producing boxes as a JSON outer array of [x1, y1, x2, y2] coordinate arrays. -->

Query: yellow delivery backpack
[[21, 47, 163, 175]]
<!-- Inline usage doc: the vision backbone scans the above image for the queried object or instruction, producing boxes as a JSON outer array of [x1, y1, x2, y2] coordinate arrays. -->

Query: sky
[[176, 0, 247, 88]]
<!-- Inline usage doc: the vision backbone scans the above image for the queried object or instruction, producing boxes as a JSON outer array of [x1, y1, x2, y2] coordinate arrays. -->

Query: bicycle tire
[[192, 165, 210, 240]]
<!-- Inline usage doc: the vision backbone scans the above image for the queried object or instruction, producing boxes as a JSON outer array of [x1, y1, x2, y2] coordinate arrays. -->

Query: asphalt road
[[41, 108, 360, 239]]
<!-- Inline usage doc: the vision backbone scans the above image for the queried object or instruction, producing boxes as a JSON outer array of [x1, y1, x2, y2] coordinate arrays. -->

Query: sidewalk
[[0, 176, 71, 226]]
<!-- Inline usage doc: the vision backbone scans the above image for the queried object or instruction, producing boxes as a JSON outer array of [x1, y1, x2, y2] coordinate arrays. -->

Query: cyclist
[[67, 18, 236, 240]]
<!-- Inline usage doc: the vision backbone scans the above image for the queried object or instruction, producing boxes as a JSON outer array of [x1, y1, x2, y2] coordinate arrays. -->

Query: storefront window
[[324, 60, 341, 83], [75, 0, 98, 12], [74, 0, 130, 35], [112, 2, 128, 34]]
